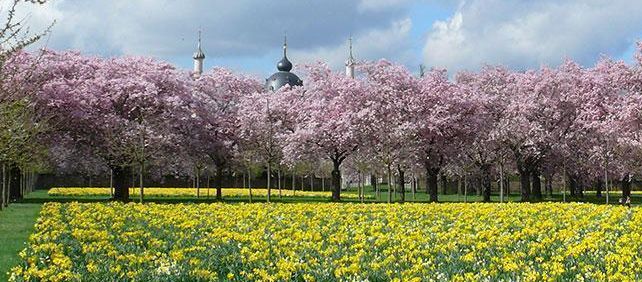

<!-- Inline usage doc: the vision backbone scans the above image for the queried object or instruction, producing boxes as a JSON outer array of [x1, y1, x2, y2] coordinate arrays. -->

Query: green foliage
[[0, 98, 48, 171]]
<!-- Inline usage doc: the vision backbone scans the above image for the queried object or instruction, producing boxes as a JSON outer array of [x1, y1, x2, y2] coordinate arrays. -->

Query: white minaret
[[345, 36, 355, 78], [193, 30, 205, 78]]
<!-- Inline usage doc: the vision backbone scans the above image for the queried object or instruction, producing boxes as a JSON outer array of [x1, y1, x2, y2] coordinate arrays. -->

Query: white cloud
[[291, 18, 414, 70], [423, 0, 642, 72], [19, 0, 408, 58]]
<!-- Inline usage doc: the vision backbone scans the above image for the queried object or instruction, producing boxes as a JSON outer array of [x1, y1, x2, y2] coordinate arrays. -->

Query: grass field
[[0, 203, 42, 281], [29, 185, 642, 206]]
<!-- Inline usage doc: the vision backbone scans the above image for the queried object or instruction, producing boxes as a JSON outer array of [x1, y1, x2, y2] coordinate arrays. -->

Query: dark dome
[[266, 36, 303, 91], [265, 71, 302, 91], [277, 56, 293, 72]]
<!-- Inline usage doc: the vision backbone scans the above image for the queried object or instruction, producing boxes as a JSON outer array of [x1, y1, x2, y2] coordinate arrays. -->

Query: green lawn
[[25, 185, 639, 205], [0, 203, 41, 281]]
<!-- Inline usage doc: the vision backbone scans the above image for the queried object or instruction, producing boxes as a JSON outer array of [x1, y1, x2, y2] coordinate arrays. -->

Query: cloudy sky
[[19, 0, 642, 77]]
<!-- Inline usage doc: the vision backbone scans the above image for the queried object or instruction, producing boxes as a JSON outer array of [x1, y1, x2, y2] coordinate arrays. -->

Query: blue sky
[[22, 0, 642, 78]]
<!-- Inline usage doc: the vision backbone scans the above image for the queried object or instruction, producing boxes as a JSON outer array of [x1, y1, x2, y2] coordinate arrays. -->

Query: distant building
[[192, 31, 205, 79], [265, 35, 303, 91], [345, 36, 355, 79]]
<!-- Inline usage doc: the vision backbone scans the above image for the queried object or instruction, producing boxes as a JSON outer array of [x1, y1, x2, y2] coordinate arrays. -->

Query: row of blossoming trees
[[0, 0, 52, 209], [4, 44, 642, 203]]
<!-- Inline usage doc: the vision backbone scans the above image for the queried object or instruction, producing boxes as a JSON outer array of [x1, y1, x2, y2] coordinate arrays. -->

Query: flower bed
[[10, 202, 642, 281]]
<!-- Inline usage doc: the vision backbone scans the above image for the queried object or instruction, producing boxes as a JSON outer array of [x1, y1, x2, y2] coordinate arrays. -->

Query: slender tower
[[193, 30, 205, 78], [345, 36, 355, 78]]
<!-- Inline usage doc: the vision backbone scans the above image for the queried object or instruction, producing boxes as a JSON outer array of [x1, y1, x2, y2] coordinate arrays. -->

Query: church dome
[[265, 36, 302, 91], [265, 71, 302, 91], [277, 56, 293, 72]]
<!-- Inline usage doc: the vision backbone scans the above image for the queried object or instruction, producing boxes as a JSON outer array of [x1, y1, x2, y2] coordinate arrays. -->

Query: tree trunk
[[110, 169, 114, 198], [278, 170, 282, 198], [370, 174, 376, 197], [112, 166, 131, 202], [358, 173, 364, 203], [518, 168, 531, 202], [499, 163, 504, 203], [195, 167, 200, 199], [215, 166, 223, 200], [426, 165, 439, 202], [397, 166, 405, 203], [475, 176, 484, 196], [545, 175, 553, 197], [247, 170, 252, 203], [392, 174, 396, 199], [3, 163, 8, 208], [412, 175, 416, 201], [464, 174, 468, 202], [387, 165, 392, 203], [481, 166, 491, 202], [1, 163, 5, 210], [440, 174, 448, 195], [131, 172, 136, 191], [621, 175, 631, 199], [9, 165, 22, 201], [139, 164, 145, 203], [596, 179, 603, 198], [569, 175, 577, 197], [331, 159, 341, 201], [207, 173, 211, 198], [267, 162, 271, 203], [505, 177, 510, 196], [531, 169, 542, 201]]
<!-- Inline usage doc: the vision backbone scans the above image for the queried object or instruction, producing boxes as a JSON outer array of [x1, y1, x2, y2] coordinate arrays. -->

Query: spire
[[345, 35, 356, 78], [346, 35, 355, 65], [193, 29, 205, 79], [283, 32, 288, 58], [277, 32, 293, 72], [193, 29, 205, 60]]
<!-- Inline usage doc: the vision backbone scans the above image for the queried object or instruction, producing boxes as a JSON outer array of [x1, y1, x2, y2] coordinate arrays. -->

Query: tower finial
[[193, 28, 205, 78], [198, 28, 202, 49], [345, 35, 356, 78], [193, 28, 205, 60], [276, 32, 293, 72], [348, 35, 353, 60], [283, 31, 288, 57]]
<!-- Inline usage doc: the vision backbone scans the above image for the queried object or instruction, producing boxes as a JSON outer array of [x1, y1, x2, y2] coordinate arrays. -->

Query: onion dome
[[265, 35, 303, 91]]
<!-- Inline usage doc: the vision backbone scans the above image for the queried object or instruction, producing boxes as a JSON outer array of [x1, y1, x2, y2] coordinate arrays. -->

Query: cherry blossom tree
[[455, 67, 510, 202], [412, 68, 472, 202], [358, 60, 419, 203], [177, 68, 261, 199], [282, 62, 370, 201], [35, 51, 190, 202], [238, 89, 294, 202]]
